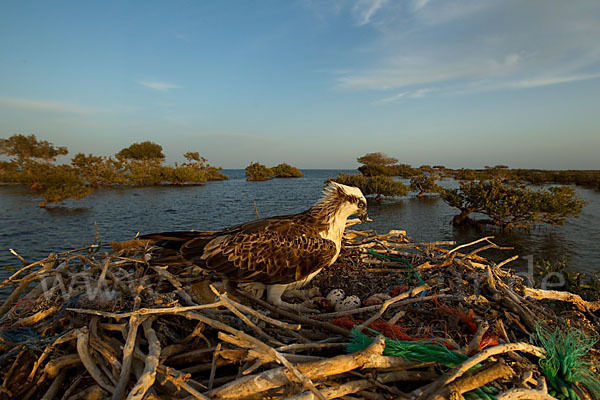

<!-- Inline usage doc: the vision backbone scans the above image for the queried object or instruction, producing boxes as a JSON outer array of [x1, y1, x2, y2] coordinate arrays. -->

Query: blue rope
[[0, 294, 82, 364]]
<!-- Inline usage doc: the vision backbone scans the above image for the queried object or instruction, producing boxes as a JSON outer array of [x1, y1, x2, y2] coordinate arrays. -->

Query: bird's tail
[[140, 230, 218, 274], [140, 230, 218, 251]]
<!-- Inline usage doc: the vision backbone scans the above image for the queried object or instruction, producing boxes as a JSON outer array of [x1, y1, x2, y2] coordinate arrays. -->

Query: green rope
[[348, 329, 498, 400], [348, 328, 467, 367], [535, 324, 600, 400], [367, 248, 426, 286]]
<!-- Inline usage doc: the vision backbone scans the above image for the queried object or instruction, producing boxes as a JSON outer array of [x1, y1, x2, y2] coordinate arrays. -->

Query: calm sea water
[[1, 169, 599, 298]]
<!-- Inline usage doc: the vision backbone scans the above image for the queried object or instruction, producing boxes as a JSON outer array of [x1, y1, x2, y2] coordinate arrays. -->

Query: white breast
[[319, 214, 348, 265]]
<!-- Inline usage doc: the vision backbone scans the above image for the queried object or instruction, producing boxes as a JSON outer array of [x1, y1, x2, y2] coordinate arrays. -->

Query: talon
[[282, 300, 320, 314]]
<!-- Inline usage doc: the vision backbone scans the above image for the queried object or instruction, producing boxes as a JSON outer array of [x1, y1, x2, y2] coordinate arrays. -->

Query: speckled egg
[[326, 289, 345, 305], [334, 295, 361, 312]]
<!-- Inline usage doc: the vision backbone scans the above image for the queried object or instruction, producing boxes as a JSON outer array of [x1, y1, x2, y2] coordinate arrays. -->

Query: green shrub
[[440, 179, 586, 230], [272, 163, 303, 178], [245, 162, 274, 181], [330, 173, 409, 201], [161, 165, 207, 185], [71, 153, 127, 186], [183, 152, 228, 181], [357, 152, 398, 166], [0, 161, 20, 183], [0, 133, 67, 167], [27, 164, 93, 207], [410, 174, 440, 196], [116, 141, 165, 161]]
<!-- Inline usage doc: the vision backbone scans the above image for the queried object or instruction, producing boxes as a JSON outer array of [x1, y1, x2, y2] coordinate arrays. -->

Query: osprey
[[140, 182, 369, 312]]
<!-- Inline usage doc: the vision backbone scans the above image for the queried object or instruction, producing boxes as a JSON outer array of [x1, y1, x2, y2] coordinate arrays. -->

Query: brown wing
[[140, 230, 218, 250], [180, 230, 337, 285], [220, 212, 328, 237]]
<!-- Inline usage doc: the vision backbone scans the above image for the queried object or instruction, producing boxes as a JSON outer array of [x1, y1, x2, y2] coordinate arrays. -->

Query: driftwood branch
[[208, 335, 386, 400], [76, 328, 115, 393], [125, 318, 161, 400], [495, 388, 556, 400], [418, 343, 545, 399], [523, 286, 600, 312], [358, 284, 430, 328], [112, 315, 145, 400], [285, 370, 438, 400]]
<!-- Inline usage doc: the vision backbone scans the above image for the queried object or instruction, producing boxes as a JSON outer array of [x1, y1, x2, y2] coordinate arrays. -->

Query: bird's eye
[[358, 202, 365, 208]]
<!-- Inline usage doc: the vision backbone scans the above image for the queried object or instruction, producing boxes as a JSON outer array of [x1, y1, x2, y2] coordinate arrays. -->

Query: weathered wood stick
[[495, 388, 556, 400], [67, 302, 224, 320], [2, 348, 25, 392], [0, 272, 44, 317], [430, 361, 515, 400], [40, 368, 68, 400], [0, 254, 56, 289], [210, 285, 282, 346], [358, 284, 430, 329], [43, 354, 81, 379], [157, 367, 209, 400], [166, 346, 217, 365], [284, 370, 438, 400], [76, 328, 115, 393], [462, 243, 512, 260], [89, 337, 122, 380], [233, 289, 351, 337], [446, 237, 494, 256], [17, 305, 61, 326], [126, 319, 161, 400], [523, 286, 600, 312], [59, 373, 82, 400], [65, 384, 106, 400], [112, 315, 145, 400], [418, 343, 545, 399], [276, 342, 347, 353], [225, 291, 302, 331], [466, 320, 489, 355], [497, 255, 519, 269], [149, 265, 195, 305], [207, 342, 221, 391], [207, 335, 386, 400], [28, 329, 78, 382]]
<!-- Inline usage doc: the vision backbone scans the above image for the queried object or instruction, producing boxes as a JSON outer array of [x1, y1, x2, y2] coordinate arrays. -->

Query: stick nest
[[0, 230, 598, 400]]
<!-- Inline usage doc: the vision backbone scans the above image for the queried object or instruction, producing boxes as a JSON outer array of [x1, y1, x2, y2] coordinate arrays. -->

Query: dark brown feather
[[140, 211, 337, 285]]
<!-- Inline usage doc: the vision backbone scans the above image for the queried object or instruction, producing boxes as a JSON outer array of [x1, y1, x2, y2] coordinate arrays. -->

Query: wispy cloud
[[326, 1, 600, 96], [352, 0, 389, 25], [339, 52, 523, 90], [412, 0, 430, 12], [510, 73, 600, 89], [139, 81, 181, 92], [376, 88, 432, 104], [377, 91, 408, 103], [409, 88, 432, 98], [0, 97, 94, 115]]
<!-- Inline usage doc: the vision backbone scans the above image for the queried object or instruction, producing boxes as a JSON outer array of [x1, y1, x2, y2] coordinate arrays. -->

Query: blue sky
[[1, 0, 599, 169]]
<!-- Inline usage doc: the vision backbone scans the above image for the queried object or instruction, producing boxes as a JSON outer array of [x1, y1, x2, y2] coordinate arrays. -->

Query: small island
[[245, 162, 304, 181], [0, 134, 227, 207]]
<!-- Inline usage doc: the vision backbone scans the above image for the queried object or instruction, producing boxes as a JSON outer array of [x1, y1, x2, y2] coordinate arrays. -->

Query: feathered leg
[[266, 284, 318, 313], [283, 287, 321, 301]]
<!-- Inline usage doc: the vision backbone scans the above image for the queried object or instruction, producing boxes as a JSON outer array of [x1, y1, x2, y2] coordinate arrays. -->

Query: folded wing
[[181, 230, 337, 285]]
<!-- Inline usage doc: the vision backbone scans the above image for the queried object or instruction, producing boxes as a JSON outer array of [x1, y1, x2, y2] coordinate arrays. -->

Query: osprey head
[[322, 181, 369, 223]]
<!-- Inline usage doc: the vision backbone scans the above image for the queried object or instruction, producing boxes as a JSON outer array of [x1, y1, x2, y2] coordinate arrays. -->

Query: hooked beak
[[358, 209, 370, 223]]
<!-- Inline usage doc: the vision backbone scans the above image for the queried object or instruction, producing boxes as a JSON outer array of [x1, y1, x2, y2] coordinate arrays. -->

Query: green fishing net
[[347, 328, 500, 399], [535, 324, 600, 400]]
